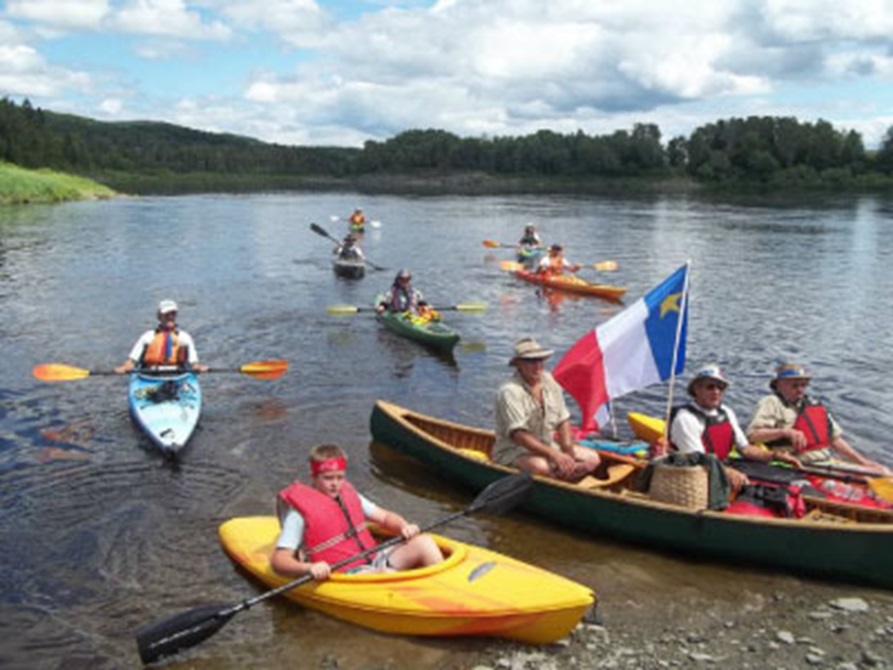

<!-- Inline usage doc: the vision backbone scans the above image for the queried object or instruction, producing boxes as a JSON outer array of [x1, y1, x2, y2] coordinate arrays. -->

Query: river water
[[1, 191, 892, 669]]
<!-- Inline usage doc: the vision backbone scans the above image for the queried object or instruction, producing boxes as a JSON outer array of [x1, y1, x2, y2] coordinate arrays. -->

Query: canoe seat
[[579, 463, 637, 489], [457, 448, 490, 462], [802, 508, 855, 524]]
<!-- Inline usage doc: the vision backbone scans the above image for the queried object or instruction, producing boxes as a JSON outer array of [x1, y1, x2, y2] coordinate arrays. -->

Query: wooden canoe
[[369, 400, 893, 589], [219, 516, 594, 643]]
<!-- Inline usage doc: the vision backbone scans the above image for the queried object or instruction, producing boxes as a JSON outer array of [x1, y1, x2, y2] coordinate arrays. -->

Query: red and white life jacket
[[671, 404, 736, 460]]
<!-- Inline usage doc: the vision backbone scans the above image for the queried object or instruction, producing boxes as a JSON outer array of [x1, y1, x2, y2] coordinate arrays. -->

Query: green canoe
[[369, 399, 893, 590], [376, 310, 460, 353]]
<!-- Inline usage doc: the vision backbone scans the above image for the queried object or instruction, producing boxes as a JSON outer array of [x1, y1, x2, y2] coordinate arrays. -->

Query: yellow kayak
[[219, 516, 594, 644]]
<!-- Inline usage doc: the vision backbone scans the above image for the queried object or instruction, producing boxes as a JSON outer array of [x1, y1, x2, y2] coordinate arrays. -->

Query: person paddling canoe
[[747, 363, 890, 475], [271, 443, 444, 580], [115, 299, 208, 374]]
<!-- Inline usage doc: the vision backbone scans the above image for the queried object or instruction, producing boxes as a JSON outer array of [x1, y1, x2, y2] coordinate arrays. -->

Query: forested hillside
[[3, 96, 893, 192]]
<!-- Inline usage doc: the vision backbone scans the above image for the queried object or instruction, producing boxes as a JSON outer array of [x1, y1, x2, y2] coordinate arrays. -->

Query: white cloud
[[0, 42, 91, 97], [110, 0, 231, 39], [5, 0, 110, 31]]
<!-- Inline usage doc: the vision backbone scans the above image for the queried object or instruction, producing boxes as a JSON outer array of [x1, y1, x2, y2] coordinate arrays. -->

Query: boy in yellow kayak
[[271, 443, 444, 580]]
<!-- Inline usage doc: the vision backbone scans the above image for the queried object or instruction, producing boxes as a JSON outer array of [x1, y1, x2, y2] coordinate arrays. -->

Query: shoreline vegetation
[[4, 97, 893, 204], [0, 161, 115, 205]]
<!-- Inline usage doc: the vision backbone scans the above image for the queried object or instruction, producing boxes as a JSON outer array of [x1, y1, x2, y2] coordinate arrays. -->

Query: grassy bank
[[0, 161, 116, 204]]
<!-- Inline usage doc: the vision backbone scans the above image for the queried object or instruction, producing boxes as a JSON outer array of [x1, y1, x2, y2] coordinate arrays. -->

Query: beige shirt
[[747, 394, 842, 442], [493, 370, 571, 465]]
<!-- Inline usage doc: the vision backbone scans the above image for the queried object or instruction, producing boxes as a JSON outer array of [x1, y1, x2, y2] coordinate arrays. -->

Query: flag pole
[[662, 260, 692, 437]]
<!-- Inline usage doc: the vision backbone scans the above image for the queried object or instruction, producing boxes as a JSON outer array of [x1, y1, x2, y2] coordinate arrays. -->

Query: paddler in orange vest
[[271, 443, 444, 579], [347, 207, 366, 231], [114, 299, 209, 374], [536, 244, 581, 277], [747, 363, 890, 475]]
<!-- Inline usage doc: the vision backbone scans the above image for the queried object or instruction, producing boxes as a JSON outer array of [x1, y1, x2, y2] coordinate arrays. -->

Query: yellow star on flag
[[660, 291, 682, 317]]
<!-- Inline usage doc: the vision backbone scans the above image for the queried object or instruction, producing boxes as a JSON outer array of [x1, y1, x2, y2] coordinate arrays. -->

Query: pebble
[[829, 597, 870, 612]]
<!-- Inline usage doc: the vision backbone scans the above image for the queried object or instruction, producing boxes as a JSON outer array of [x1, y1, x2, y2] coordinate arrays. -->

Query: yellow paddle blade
[[868, 477, 893, 503], [33, 363, 92, 382], [482, 239, 503, 248], [499, 260, 524, 272], [454, 302, 488, 312], [239, 359, 289, 380], [326, 304, 361, 315], [593, 260, 619, 272]]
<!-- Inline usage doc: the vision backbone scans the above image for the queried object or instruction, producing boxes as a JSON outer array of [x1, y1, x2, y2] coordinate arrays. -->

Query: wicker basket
[[648, 462, 709, 509]]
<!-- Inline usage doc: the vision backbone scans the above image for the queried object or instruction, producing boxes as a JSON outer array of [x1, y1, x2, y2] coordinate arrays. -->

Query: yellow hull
[[219, 516, 594, 644], [627, 411, 667, 443]]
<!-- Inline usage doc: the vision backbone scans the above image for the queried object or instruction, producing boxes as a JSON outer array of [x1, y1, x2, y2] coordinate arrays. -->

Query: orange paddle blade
[[593, 260, 619, 272], [238, 359, 288, 380], [482, 239, 503, 248], [868, 477, 893, 503], [499, 260, 524, 272], [33, 363, 92, 382]]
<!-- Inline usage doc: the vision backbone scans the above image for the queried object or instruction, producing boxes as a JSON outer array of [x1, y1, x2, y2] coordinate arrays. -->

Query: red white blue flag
[[553, 264, 689, 432]]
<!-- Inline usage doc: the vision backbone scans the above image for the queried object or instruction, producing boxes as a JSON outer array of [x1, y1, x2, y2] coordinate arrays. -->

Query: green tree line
[[4, 96, 893, 188]]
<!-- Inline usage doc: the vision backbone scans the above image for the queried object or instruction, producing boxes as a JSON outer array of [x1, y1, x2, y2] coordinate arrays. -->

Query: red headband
[[311, 457, 347, 476]]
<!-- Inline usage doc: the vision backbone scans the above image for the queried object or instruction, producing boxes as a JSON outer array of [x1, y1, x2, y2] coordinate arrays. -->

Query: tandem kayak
[[376, 310, 460, 353], [514, 269, 627, 302], [219, 516, 594, 643], [369, 400, 893, 589], [128, 370, 201, 455], [333, 256, 365, 279]]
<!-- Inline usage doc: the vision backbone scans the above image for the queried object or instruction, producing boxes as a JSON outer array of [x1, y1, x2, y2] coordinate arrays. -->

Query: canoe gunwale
[[370, 399, 893, 589]]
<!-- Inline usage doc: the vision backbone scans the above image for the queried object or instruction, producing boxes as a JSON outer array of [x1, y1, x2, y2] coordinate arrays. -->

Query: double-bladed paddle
[[326, 302, 487, 315], [310, 222, 387, 271], [329, 214, 382, 229], [33, 360, 289, 382], [134, 472, 532, 665]]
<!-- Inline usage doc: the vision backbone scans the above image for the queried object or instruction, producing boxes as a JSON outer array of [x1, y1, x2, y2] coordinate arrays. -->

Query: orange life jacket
[[277, 481, 377, 572], [141, 328, 186, 366]]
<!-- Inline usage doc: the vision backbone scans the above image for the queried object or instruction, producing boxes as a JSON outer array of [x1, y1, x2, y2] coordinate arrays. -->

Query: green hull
[[370, 400, 893, 590], [376, 311, 460, 353]]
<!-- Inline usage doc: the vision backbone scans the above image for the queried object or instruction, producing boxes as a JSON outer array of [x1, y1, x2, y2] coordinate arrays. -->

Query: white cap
[[158, 299, 178, 315]]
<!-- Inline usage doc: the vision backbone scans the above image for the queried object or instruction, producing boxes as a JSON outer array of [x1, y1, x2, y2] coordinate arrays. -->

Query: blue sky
[[3, 0, 893, 148]]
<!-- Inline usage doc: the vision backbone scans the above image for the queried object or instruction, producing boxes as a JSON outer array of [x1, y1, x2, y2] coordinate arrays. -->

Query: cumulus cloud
[[5, 0, 110, 31], [3, 0, 893, 147]]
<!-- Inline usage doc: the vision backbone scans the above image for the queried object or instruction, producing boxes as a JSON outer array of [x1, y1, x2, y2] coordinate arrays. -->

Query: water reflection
[[2, 192, 893, 668]]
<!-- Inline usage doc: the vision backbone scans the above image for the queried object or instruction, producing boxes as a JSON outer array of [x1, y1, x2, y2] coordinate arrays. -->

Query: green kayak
[[376, 310, 460, 353]]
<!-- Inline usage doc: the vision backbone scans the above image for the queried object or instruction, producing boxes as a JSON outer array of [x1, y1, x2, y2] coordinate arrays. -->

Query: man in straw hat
[[747, 363, 889, 474], [493, 337, 600, 482], [669, 364, 800, 493]]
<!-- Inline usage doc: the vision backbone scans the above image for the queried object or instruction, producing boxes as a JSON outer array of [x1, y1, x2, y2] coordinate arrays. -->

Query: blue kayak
[[128, 370, 202, 455]]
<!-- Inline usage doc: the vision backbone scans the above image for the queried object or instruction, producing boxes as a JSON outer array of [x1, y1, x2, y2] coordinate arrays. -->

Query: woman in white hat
[[115, 300, 208, 374], [493, 337, 600, 482], [669, 364, 798, 492], [747, 363, 889, 474]]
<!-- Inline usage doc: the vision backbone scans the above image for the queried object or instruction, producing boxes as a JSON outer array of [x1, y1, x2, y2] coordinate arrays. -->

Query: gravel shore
[[466, 588, 893, 670]]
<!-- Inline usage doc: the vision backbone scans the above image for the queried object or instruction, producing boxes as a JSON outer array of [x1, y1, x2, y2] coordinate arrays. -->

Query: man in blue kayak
[[115, 299, 209, 374]]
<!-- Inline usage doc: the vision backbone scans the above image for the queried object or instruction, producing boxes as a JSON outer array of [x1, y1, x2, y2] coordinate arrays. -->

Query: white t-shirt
[[127, 328, 200, 365], [276, 494, 378, 550], [670, 403, 748, 455]]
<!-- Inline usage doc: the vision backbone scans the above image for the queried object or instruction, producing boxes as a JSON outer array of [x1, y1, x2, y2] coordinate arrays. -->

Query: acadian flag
[[553, 263, 690, 432]]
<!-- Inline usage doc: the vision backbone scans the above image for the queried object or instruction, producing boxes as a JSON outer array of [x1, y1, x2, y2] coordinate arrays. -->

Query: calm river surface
[[2, 191, 892, 669]]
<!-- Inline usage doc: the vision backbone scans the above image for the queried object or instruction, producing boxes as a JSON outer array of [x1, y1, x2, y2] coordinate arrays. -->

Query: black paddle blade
[[136, 602, 237, 665], [469, 472, 533, 515], [310, 222, 337, 243]]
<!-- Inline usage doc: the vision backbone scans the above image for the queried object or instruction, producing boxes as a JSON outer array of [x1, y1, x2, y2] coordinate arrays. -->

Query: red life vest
[[671, 404, 736, 460], [792, 398, 833, 453], [141, 328, 185, 366], [277, 481, 377, 572]]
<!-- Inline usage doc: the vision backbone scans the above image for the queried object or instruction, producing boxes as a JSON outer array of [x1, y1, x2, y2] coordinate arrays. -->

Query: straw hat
[[509, 337, 554, 365]]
